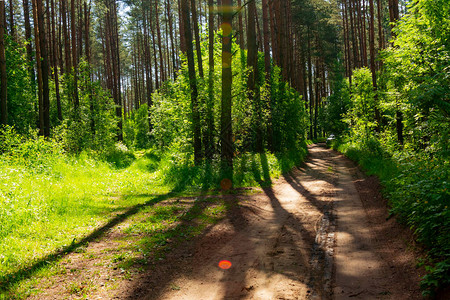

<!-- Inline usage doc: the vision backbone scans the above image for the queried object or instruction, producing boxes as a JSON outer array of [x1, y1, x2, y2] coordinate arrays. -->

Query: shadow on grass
[[164, 153, 273, 192], [0, 191, 176, 294], [126, 194, 235, 299]]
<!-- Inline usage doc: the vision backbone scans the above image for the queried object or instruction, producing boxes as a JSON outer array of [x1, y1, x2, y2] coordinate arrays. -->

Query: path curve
[[142, 144, 421, 300]]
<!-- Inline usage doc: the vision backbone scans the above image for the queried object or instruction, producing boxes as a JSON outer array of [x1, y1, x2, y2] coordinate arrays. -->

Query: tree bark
[[181, 0, 202, 164], [34, 0, 50, 136], [155, 1, 165, 83], [0, 0, 7, 125], [388, 0, 403, 144], [237, 0, 244, 49], [71, 0, 80, 109], [307, 29, 314, 140], [166, 0, 177, 78], [261, 0, 271, 80], [61, 0, 71, 74], [51, 0, 62, 121], [191, 0, 204, 78], [247, 0, 262, 152], [206, 0, 215, 159], [23, 0, 36, 95], [8, 0, 15, 40], [368, 0, 380, 132], [221, 0, 233, 170]]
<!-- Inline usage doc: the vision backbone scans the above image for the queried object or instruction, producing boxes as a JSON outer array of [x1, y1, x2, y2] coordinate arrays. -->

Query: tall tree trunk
[[166, 0, 177, 78], [268, 0, 278, 67], [274, 0, 284, 73], [8, 0, 15, 40], [261, 0, 271, 80], [237, 0, 244, 49], [368, 0, 380, 132], [84, 1, 95, 134], [349, 0, 360, 68], [343, 0, 352, 84], [247, 0, 262, 152], [0, 0, 7, 125], [142, 7, 153, 105], [358, 0, 368, 67], [110, 0, 122, 140], [23, 0, 36, 95], [307, 29, 314, 140], [32, 0, 43, 133], [178, 0, 186, 53], [376, 0, 384, 57], [221, 0, 233, 171], [62, 0, 71, 74], [46, 0, 53, 73], [71, 0, 79, 109], [388, 0, 403, 144], [191, 0, 204, 78], [51, 0, 62, 121], [181, 0, 201, 164], [34, 0, 50, 136], [155, 1, 165, 83], [205, 0, 215, 159]]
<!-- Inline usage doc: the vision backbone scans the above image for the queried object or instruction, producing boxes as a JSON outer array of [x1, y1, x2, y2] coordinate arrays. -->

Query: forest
[[0, 0, 449, 298]]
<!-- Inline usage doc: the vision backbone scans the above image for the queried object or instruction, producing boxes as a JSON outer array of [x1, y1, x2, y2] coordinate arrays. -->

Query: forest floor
[[27, 144, 425, 299]]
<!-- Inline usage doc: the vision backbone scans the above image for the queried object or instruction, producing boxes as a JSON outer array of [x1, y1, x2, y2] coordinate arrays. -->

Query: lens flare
[[220, 178, 232, 191], [218, 260, 232, 269], [221, 23, 232, 36]]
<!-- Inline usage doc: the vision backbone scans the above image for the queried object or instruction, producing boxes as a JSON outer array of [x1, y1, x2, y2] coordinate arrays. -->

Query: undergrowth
[[333, 137, 450, 296], [0, 126, 307, 298]]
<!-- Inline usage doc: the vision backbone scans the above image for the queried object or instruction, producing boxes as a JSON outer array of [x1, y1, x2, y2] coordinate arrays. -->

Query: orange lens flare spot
[[218, 260, 232, 270], [220, 178, 232, 191], [221, 23, 232, 36]]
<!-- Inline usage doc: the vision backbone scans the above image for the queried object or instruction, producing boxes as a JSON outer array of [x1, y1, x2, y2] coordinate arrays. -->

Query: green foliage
[[0, 126, 64, 173], [421, 259, 450, 296], [322, 73, 351, 135], [100, 142, 136, 169], [0, 130, 169, 297], [150, 32, 307, 164], [270, 67, 308, 152], [4, 36, 36, 133], [335, 136, 450, 296], [344, 68, 379, 142], [382, 0, 450, 155], [388, 156, 449, 258], [329, 3, 450, 293], [54, 61, 118, 154], [124, 104, 151, 149]]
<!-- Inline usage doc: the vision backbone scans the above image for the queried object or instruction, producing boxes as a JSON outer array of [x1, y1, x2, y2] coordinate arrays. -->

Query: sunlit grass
[[0, 135, 307, 298], [0, 152, 168, 287]]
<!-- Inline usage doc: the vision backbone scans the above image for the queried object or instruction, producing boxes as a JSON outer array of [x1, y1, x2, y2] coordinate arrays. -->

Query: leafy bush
[[335, 138, 450, 296], [149, 32, 307, 160], [100, 142, 136, 169], [4, 36, 36, 133], [0, 126, 64, 173], [124, 104, 151, 149]]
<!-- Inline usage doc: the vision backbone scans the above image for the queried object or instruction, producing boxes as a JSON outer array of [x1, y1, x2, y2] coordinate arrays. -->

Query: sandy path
[[152, 145, 333, 300], [28, 145, 422, 299], [147, 145, 400, 300]]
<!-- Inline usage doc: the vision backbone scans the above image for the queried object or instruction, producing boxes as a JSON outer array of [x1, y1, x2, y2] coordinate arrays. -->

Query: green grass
[[0, 132, 308, 298], [114, 196, 229, 271], [0, 141, 171, 298]]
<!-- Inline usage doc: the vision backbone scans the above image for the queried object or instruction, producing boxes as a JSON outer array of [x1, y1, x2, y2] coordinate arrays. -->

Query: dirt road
[[133, 145, 422, 300], [30, 145, 423, 299]]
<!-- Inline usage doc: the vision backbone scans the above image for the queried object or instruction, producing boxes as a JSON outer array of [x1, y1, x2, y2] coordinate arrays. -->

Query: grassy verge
[[0, 130, 307, 298], [332, 138, 450, 296]]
